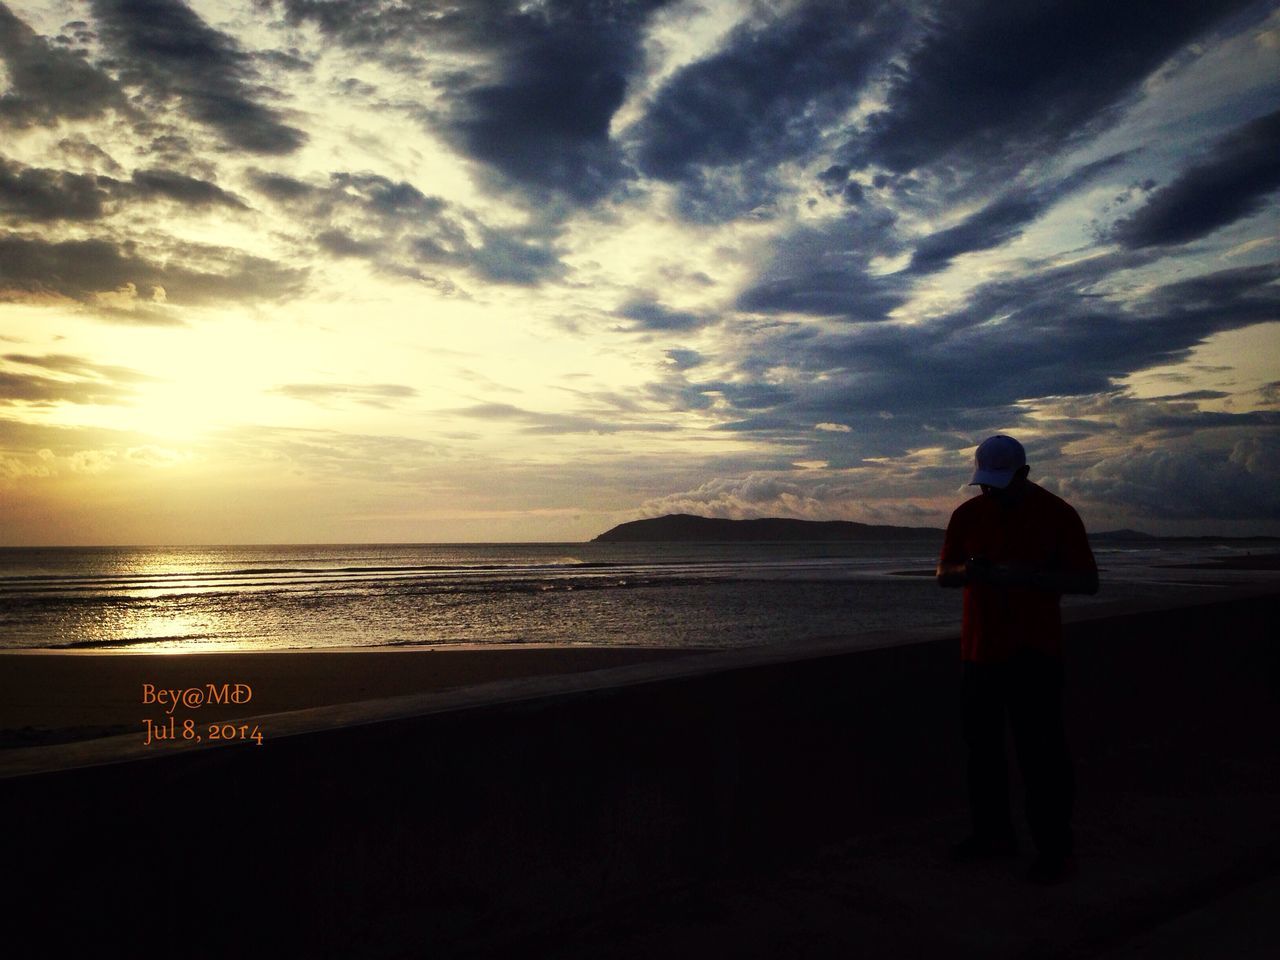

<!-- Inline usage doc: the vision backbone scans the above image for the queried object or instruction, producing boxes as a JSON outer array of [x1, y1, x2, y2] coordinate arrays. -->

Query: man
[[937, 434, 1098, 884]]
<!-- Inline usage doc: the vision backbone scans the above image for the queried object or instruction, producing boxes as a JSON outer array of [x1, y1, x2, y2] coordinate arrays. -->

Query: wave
[[42, 633, 218, 650], [0, 556, 884, 601]]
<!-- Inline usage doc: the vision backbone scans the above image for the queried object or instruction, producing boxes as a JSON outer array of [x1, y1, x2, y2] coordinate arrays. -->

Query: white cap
[[969, 435, 1026, 488]]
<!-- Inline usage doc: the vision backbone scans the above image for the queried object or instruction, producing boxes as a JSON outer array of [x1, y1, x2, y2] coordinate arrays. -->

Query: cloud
[[90, 0, 307, 154], [1112, 107, 1280, 248], [0, 158, 247, 223], [1037, 389, 1278, 440], [634, 469, 949, 524], [128, 169, 247, 209], [2, 353, 153, 382], [617, 297, 710, 332], [251, 168, 564, 286], [449, 402, 675, 435], [632, 0, 905, 219], [0, 158, 114, 221], [0, 352, 152, 406], [217, 424, 451, 485], [247, 170, 316, 202], [425, 226, 563, 286], [0, 234, 307, 314], [0, 3, 125, 128], [0, 371, 134, 406], [905, 152, 1132, 274], [1060, 436, 1280, 520], [276, 0, 673, 203], [328, 172, 446, 218], [845, 0, 1253, 184], [665, 349, 705, 370], [272, 383, 418, 408], [736, 205, 906, 319], [702, 257, 1280, 462], [638, 473, 847, 521]]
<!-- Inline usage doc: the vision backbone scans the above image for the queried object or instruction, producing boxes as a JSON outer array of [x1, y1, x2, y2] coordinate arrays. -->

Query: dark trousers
[[962, 652, 1074, 858]]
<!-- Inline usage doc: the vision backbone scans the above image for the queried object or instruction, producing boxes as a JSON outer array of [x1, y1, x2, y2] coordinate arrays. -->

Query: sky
[[0, 0, 1277, 545]]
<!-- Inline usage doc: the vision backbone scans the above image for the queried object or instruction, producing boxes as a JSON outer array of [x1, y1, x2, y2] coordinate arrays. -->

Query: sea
[[0, 539, 1275, 653]]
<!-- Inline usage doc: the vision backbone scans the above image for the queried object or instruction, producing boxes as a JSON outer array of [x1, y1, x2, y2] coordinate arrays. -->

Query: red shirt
[[939, 482, 1097, 662]]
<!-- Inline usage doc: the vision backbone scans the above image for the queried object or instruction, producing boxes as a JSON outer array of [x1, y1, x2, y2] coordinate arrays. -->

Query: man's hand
[[936, 557, 1098, 595], [973, 559, 1035, 587]]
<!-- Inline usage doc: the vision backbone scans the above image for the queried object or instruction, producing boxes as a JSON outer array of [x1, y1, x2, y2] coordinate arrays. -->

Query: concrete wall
[[6, 592, 1277, 957]]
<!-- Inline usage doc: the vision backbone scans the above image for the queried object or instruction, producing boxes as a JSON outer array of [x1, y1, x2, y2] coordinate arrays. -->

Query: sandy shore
[[0, 645, 707, 747], [4, 591, 1278, 958]]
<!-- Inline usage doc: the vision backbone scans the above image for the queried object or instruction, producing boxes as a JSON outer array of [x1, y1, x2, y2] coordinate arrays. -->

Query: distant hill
[[592, 515, 1275, 544], [592, 514, 943, 543], [1091, 529, 1280, 542], [1092, 529, 1157, 541]]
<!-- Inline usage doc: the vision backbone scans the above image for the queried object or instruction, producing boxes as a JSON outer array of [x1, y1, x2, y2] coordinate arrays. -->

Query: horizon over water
[[1, 539, 1274, 653]]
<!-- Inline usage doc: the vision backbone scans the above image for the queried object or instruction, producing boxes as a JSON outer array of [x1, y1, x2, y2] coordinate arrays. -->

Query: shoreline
[[6, 588, 1277, 958], [5, 583, 1276, 755], [3, 582, 1274, 763]]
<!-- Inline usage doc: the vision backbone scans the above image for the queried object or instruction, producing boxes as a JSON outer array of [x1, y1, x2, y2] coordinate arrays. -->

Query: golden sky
[[2, 0, 1278, 544]]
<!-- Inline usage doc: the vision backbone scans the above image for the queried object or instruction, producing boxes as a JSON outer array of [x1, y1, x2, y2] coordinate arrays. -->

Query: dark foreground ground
[[459, 594, 1280, 959], [490, 770, 1280, 960], [5, 589, 1278, 958]]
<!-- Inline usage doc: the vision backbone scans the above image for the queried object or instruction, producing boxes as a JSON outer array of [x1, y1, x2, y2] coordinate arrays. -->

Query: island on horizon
[[592, 513, 943, 543], [591, 514, 1276, 545]]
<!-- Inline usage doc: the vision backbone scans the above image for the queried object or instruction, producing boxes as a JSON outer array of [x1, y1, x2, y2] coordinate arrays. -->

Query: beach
[[4, 586, 1278, 958]]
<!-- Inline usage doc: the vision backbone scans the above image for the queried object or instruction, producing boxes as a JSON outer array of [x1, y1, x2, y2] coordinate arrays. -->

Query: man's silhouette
[[937, 435, 1098, 884]]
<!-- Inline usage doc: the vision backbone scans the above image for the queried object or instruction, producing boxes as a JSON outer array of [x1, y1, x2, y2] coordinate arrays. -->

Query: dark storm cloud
[[91, 0, 307, 154], [1112, 108, 1280, 248], [1040, 390, 1278, 441], [906, 153, 1132, 274], [845, 0, 1254, 183], [456, 229, 563, 285], [129, 169, 247, 208], [54, 136, 125, 175], [250, 167, 564, 286], [445, 24, 632, 204], [736, 205, 907, 319], [866, 260, 1276, 410], [665, 349, 705, 370], [272, 383, 418, 408], [617, 297, 710, 332], [633, 0, 905, 218], [409, 211, 563, 286], [700, 257, 1280, 458], [1148, 390, 1232, 402], [0, 158, 247, 222], [274, 0, 671, 203], [256, 48, 312, 73], [0, 159, 113, 221], [0, 234, 307, 313], [329, 172, 446, 218], [247, 170, 316, 202], [0, 3, 125, 127], [315, 229, 380, 258]]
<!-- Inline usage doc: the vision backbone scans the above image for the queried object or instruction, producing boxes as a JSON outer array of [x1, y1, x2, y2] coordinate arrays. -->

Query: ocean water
[[0, 540, 1271, 652]]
